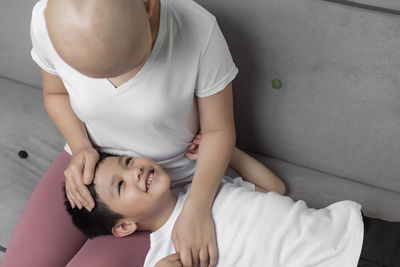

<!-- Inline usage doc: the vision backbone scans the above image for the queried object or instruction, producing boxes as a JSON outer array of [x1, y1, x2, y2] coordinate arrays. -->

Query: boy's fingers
[[192, 138, 200, 145], [184, 152, 198, 161], [156, 253, 183, 267], [166, 252, 181, 261], [188, 143, 196, 151]]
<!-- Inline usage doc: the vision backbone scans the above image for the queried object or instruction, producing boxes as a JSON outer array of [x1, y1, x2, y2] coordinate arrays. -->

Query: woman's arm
[[229, 148, 286, 194], [172, 83, 235, 267], [42, 69, 97, 211], [186, 137, 286, 195], [190, 82, 236, 212], [42, 69, 91, 154]]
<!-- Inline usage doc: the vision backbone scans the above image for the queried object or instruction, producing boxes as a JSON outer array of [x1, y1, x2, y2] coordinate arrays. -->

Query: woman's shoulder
[[166, 0, 217, 34], [31, 0, 48, 41]]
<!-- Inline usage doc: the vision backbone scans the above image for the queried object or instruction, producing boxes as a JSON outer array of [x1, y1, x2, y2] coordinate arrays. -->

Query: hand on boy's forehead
[[46, 0, 151, 78]]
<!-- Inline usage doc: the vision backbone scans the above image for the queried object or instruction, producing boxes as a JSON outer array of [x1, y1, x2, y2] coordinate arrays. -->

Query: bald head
[[46, 0, 153, 78]]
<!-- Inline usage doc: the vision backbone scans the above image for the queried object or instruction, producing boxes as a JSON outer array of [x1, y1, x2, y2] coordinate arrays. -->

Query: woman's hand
[[64, 147, 99, 211], [155, 253, 183, 267], [172, 199, 218, 267], [185, 131, 202, 161]]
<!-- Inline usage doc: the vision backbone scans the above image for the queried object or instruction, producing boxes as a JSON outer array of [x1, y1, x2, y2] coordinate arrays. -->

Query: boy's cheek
[[125, 195, 149, 217]]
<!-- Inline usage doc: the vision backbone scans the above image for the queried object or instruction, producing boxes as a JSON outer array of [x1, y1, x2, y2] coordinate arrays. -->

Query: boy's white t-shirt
[[30, 0, 238, 185], [144, 178, 364, 267]]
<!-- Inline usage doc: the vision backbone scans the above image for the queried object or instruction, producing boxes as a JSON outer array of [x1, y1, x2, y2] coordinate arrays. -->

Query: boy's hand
[[155, 253, 183, 267], [185, 131, 202, 161], [64, 147, 99, 211], [172, 199, 218, 267]]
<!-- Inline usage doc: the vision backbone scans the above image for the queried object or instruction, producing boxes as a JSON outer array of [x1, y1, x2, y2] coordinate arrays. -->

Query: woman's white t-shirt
[[30, 0, 238, 185], [145, 178, 364, 267]]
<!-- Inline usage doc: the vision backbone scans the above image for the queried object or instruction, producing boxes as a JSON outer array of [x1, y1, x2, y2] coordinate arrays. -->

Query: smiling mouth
[[145, 170, 156, 192]]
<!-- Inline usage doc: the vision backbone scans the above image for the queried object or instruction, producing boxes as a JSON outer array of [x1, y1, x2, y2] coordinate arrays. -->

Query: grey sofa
[[1, 0, 399, 263]]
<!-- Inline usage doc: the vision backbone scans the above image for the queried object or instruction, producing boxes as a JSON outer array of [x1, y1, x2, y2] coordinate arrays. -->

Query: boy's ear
[[112, 220, 137, 238], [143, 0, 156, 18]]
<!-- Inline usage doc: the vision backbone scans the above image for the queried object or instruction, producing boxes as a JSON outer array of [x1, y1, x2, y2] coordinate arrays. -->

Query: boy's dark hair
[[63, 152, 123, 239]]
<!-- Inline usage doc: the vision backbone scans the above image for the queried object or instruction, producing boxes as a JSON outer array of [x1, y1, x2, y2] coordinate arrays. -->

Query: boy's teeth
[[146, 171, 154, 190]]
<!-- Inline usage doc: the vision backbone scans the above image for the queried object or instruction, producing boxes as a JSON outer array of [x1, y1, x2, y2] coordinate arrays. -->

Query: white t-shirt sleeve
[[195, 19, 238, 98], [30, 1, 58, 75], [223, 176, 256, 191]]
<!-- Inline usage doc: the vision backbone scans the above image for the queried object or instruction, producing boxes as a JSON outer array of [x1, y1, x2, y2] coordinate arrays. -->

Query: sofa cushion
[[248, 153, 400, 222], [0, 0, 42, 88], [0, 77, 64, 249]]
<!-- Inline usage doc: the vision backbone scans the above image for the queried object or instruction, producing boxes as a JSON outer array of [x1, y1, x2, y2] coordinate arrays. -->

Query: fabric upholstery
[[0, 0, 41, 87], [197, 0, 400, 194], [0, 77, 64, 249], [348, 0, 400, 10]]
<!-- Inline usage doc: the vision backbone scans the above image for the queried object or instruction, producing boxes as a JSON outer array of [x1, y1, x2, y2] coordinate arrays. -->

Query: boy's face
[[94, 156, 171, 223]]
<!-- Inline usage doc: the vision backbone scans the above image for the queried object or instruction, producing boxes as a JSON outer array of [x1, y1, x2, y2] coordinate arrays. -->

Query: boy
[[65, 148, 400, 267]]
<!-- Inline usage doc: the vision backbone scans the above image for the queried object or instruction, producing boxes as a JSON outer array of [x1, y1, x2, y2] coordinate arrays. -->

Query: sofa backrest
[[1, 0, 399, 194], [196, 0, 400, 194], [0, 0, 41, 87]]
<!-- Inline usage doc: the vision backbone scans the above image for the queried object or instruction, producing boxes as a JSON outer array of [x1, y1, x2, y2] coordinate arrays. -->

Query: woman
[[2, 0, 237, 266]]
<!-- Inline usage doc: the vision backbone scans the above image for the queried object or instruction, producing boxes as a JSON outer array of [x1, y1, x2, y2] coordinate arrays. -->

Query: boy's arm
[[186, 137, 286, 195], [229, 148, 286, 194]]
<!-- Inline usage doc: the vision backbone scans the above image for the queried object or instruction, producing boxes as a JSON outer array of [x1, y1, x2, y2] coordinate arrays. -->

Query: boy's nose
[[132, 166, 144, 182]]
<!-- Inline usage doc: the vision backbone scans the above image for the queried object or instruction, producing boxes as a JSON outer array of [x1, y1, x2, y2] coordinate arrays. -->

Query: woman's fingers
[[208, 243, 218, 267], [64, 148, 99, 211], [65, 182, 75, 208], [179, 248, 193, 267], [69, 179, 88, 209], [75, 179, 94, 211], [65, 177, 81, 209], [66, 169, 92, 210], [83, 152, 99, 184], [199, 246, 209, 267]]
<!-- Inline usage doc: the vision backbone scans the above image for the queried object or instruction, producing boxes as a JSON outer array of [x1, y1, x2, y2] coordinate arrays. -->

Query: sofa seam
[[244, 149, 400, 196], [320, 0, 400, 16], [0, 75, 41, 91]]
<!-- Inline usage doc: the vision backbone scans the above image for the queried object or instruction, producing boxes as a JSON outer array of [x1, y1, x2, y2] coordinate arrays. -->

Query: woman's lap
[[67, 232, 150, 267], [2, 150, 150, 267]]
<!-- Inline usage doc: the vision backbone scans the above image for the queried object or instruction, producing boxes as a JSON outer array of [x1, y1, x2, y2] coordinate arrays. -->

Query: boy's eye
[[118, 180, 123, 194], [125, 157, 133, 167]]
